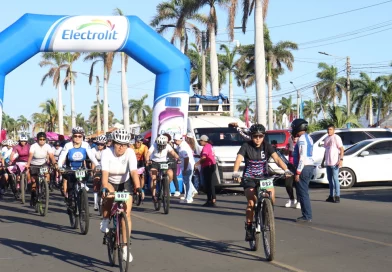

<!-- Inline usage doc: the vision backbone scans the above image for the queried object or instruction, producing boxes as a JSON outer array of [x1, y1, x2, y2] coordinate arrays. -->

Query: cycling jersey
[[148, 143, 173, 163], [58, 141, 99, 170], [52, 146, 63, 161], [30, 143, 53, 165], [238, 141, 275, 178], [13, 144, 30, 162], [101, 146, 137, 184], [132, 144, 147, 162], [293, 133, 314, 174], [2, 147, 13, 165], [91, 147, 104, 164]]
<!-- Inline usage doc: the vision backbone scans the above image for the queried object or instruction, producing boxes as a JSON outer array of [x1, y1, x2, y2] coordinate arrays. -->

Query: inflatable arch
[[0, 14, 190, 141]]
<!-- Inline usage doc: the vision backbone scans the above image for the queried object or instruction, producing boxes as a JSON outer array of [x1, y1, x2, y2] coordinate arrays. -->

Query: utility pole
[[201, 31, 206, 96], [290, 82, 300, 118], [346, 56, 351, 114]]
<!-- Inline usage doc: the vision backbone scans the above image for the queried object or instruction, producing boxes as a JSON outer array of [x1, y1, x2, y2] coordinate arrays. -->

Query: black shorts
[[110, 180, 133, 193], [30, 164, 49, 176]]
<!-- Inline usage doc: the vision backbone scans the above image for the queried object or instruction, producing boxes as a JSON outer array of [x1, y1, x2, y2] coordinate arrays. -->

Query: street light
[[290, 81, 300, 118]]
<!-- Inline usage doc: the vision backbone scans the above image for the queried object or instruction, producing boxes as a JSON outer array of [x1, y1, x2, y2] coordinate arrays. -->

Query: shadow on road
[[341, 189, 392, 203], [0, 238, 111, 272]]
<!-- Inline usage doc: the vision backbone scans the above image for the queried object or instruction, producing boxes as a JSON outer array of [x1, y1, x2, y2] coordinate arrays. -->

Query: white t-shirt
[[91, 147, 104, 163], [52, 146, 63, 161], [177, 141, 195, 171], [148, 142, 173, 162], [2, 146, 8, 153], [30, 143, 53, 165], [101, 146, 137, 185]]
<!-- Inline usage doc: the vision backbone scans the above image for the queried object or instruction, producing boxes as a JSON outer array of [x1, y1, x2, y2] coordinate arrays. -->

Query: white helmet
[[111, 129, 130, 144], [96, 134, 107, 144], [6, 139, 13, 146], [72, 126, 85, 135], [1, 140, 6, 145], [156, 135, 168, 146], [19, 134, 28, 142]]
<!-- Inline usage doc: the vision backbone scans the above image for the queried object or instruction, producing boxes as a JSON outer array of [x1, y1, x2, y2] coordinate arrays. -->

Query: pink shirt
[[13, 144, 31, 162], [200, 143, 216, 168], [324, 134, 343, 166]]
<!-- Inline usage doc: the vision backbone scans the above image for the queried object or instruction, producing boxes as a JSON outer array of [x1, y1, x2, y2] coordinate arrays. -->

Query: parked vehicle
[[311, 138, 392, 188], [265, 130, 291, 175]]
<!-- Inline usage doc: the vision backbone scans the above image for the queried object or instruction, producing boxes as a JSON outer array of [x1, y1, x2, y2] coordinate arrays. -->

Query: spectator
[[194, 135, 217, 207], [185, 132, 196, 154], [321, 124, 344, 203], [285, 136, 300, 209]]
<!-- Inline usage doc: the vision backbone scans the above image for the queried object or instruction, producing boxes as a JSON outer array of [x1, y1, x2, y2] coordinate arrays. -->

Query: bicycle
[[6, 163, 27, 203], [61, 168, 92, 235], [132, 166, 145, 207], [149, 160, 177, 215], [102, 190, 131, 272], [241, 174, 289, 261], [29, 165, 51, 216]]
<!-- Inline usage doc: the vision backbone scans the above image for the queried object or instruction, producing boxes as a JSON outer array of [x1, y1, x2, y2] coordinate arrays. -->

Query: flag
[[245, 107, 250, 128]]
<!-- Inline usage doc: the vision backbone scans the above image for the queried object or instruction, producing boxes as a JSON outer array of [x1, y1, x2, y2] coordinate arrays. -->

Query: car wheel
[[339, 168, 356, 189]]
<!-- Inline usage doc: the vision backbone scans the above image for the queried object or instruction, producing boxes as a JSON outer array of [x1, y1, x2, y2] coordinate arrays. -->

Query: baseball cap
[[186, 132, 194, 138], [199, 135, 209, 142], [173, 134, 183, 141]]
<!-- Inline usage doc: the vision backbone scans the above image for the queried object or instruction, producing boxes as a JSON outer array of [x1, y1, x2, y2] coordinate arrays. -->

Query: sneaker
[[94, 205, 99, 211], [284, 199, 297, 208], [180, 199, 193, 204], [334, 196, 340, 203], [326, 196, 335, 203], [296, 216, 312, 223], [295, 202, 301, 209], [173, 191, 181, 197], [100, 219, 109, 233], [180, 196, 185, 200], [192, 191, 198, 197], [122, 246, 133, 262]]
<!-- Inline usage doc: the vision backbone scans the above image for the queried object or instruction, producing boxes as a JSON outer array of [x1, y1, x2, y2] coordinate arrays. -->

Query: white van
[[187, 115, 246, 187], [310, 128, 392, 163]]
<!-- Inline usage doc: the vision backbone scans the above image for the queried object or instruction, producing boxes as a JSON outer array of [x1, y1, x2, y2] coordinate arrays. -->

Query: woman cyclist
[[91, 134, 106, 211], [58, 127, 99, 202], [1, 139, 14, 197], [130, 135, 148, 200], [99, 129, 141, 263], [232, 124, 292, 241], [9, 134, 31, 194], [26, 132, 58, 205]]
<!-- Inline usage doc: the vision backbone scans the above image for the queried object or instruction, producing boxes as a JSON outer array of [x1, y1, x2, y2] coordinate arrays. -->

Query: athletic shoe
[[284, 199, 297, 208], [180, 199, 193, 204], [173, 191, 181, 197], [295, 202, 301, 209], [100, 219, 109, 233], [122, 246, 133, 262]]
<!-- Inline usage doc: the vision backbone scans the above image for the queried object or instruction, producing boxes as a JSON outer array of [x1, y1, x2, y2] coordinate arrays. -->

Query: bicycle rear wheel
[[79, 187, 90, 235], [262, 198, 275, 261], [106, 227, 117, 266], [20, 173, 25, 204], [38, 179, 49, 216], [153, 182, 161, 211], [162, 175, 170, 215], [117, 212, 130, 272]]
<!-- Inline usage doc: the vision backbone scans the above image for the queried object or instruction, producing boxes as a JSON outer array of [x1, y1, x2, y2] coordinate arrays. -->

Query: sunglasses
[[97, 143, 105, 146], [252, 135, 265, 139], [73, 135, 83, 138], [38, 138, 46, 141]]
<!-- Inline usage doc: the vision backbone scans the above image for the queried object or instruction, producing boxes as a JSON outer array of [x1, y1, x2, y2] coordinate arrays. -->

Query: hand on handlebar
[[101, 188, 109, 199], [284, 169, 294, 177], [232, 172, 241, 183]]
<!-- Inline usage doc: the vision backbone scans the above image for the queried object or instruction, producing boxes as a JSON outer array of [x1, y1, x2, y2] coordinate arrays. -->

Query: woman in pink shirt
[[194, 135, 217, 207]]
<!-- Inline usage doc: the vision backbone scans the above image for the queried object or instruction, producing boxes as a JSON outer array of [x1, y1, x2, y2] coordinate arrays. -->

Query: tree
[[151, 0, 206, 53], [129, 95, 152, 123], [375, 75, 392, 121], [318, 106, 360, 128], [236, 98, 254, 115], [186, 43, 210, 93], [303, 100, 318, 124], [31, 113, 48, 134], [113, 7, 131, 131], [16, 115, 31, 131], [39, 52, 67, 134], [63, 52, 81, 128], [84, 52, 115, 133], [2, 113, 17, 138], [277, 96, 296, 117], [315, 62, 346, 108], [351, 72, 380, 126], [39, 99, 60, 132], [89, 100, 104, 131]]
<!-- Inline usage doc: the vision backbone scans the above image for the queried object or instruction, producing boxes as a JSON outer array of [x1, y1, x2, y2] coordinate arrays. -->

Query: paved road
[[1, 184, 392, 272]]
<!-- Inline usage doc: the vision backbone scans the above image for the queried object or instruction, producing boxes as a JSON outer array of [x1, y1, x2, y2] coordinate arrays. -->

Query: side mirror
[[319, 141, 325, 147], [360, 151, 369, 157]]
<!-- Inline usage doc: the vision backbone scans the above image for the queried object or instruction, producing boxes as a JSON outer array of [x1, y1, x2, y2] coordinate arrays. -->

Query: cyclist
[[99, 129, 141, 263], [9, 134, 31, 193], [130, 135, 148, 200], [146, 134, 180, 203], [91, 134, 106, 211], [26, 132, 58, 204], [1, 139, 14, 196], [106, 134, 113, 147], [232, 124, 292, 241], [58, 127, 99, 201]]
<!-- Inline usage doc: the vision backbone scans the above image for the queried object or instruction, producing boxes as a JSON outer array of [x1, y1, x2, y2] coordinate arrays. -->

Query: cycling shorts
[[110, 180, 133, 193]]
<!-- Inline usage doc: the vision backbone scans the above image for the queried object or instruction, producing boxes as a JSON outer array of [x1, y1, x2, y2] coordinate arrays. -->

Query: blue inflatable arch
[[0, 14, 190, 140]]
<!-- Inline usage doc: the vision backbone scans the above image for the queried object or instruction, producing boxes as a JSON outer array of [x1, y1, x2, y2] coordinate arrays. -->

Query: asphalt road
[[1, 184, 392, 272]]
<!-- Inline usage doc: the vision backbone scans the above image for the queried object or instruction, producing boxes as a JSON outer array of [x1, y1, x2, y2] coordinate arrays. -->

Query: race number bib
[[75, 169, 86, 179], [259, 179, 274, 190], [114, 192, 130, 202]]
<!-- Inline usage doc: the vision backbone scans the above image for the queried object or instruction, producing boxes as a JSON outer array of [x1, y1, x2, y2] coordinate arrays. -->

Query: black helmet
[[54, 140, 61, 146], [291, 119, 308, 137], [249, 124, 266, 135], [36, 132, 46, 140]]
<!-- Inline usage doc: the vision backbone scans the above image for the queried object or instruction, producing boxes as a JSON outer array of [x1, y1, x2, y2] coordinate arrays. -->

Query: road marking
[[133, 213, 305, 272]]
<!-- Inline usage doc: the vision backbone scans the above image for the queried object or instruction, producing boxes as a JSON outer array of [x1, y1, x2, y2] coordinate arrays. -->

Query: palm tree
[[2, 113, 17, 138], [151, 0, 206, 53], [84, 52, 115, 133], [113, 7, 131, 131], [315, 62, 346, 107], [187, 43, 209, 93], [303, 100, 318, 124], [277, 96, 296, 118], [319, 106, 360, 128], [16, 115, 31, 131], [39, 99, 60, 132], [39, 52, 67, 134], [31, 113, 48, 133], [375, 75, 392, 122], [351, 72, 380, 126], [129, 95, 152, 123], [63, 52, 81, 129], [236, 98, 254, 115], [89, 100, 104, 131], [219, 44, 239, 116]]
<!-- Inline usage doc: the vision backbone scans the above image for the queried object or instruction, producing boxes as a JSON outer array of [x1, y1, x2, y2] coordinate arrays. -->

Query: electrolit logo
[[44, 16, 129, 52], [61, 19, 119, 41]]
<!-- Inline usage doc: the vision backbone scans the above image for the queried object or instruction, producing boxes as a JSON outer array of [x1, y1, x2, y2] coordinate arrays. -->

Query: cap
[[173, 134, 183, 141], [186, 132, 194, 138], [199, 135, 209, 142]]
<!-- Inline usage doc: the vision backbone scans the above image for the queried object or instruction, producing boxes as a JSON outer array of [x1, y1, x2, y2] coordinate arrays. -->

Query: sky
[[1, 0, 392, 127]]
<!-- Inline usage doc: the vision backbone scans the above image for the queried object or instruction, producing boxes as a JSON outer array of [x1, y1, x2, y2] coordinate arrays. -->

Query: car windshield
[[344, 140, 371, 156], [266, 132, 287, 145], [310, 133, 324, 143], [194, 127, 247, 146]]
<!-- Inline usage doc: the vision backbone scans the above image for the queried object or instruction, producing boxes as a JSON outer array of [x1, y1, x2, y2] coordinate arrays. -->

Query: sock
[[94, 192, 98, 206]]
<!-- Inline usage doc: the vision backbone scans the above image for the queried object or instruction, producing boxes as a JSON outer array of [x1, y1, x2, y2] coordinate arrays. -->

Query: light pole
[[290, 81, 300, 118]]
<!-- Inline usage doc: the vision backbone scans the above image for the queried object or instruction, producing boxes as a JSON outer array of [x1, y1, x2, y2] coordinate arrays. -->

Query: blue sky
[[1, 0, 392, 125]]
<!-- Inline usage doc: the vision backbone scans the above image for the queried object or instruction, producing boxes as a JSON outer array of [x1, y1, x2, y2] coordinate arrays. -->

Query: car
[[311, 138, 392, 188], [265, 130, 291, 175], [310, 128, 392, 163]]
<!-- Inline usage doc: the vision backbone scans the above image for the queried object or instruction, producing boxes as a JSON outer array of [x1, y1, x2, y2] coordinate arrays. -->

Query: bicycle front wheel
[[79, 187, 90, 235], [262, 198, 275, 261], [153, 181, 161, 211], [20, 173, 26, 204], [162, 175, 170, 215], [117, 212, 130, 272], [38, 179, 49, 216]]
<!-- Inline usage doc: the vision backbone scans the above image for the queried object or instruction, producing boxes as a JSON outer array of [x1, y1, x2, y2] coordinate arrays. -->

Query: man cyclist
[[91, 134, 106, 211], [232, 124, 292, 241], [26, 132, 58, 205], [146, 134, 180, 203], [130, 135, 148, 200], [99, 129, 141, 263], [58, 127, 99, 201]]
